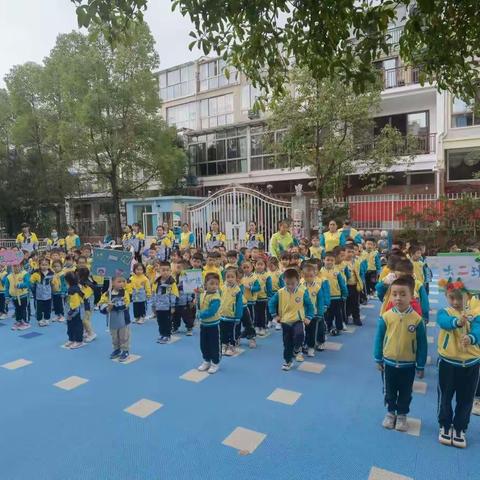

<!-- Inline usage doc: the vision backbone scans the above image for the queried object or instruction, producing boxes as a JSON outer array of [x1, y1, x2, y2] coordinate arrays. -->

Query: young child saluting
[[30, 257, 54, 327], [436, 281, 480, 448], [5, 263, 31, 330], [128, 262, 151, 324], [374, 276, 427, 432], [197, 272, 222, 374], [99, 275, 132, 362], [269, 268, 314, 371]]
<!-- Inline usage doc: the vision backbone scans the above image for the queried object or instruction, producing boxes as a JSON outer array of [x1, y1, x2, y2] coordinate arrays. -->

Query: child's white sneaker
[[137, 317, 145, 324], [307, 348, 315, 357], [395, 415, 408, 432], [38, 320, 46, 327], [224, 345, 235, 356], [221, 344, 227, 355], [63, 341, 74, 348], [197, 361, 210, 372], [70, 342, 85, 349], [248, 338, 257, 349], [472, 398, 480, 416], [382, 412, 396, 429], [57, 316, 65, 323], [0, 313, 7, 320], [438, 426, 453, 446], [207, 363, 219, 374], [275, 323, 281, 331], [452, 429, 467, 448], [85, 333, 97, 343], [281, 362, 292, 371], [295, 352, 304, 362]]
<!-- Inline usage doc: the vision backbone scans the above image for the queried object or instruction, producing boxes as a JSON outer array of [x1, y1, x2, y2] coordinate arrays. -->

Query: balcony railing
[[385, 26, 403, 46], [360, 133, 436, 156], [379, 66, 421, 89]]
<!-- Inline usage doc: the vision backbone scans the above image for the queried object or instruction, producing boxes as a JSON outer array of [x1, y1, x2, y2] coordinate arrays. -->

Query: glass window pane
[[209, 77, 219, 90], [201, 99, 208, 118], [238, 137, 247, 157], [240, 159, 247, 172], [251, 156, 262, 170], [197, 143, 206, 163], [227, 160, 238, 174], [407, 112, 428, 136], [251, 135, 263, 156], [207, 162, 217, 176], [242, 85, 251, 111], [159, 73, 166, 88], [216, 140, 226, 159], [217, 95, 225, 114], [199, 163, 207, 176], [200, 64, 208, 80], [209, 97, 218, 116], [209, 117, 218, 128], [167, 69, 180, 86], [225, 113, 234, 124], [217, 161, 227, 175], [217, 115, 226, 126], [200, 80, 208, 92], [227, 138, 239, 159], [207, 141, 216, 161], [208, 61, 217, 77], [225, 94, 234, 112], [452, 97, 470, 114]]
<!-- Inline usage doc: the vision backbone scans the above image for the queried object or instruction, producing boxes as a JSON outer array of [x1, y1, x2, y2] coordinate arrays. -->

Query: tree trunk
[[109, 166, 122, 242]]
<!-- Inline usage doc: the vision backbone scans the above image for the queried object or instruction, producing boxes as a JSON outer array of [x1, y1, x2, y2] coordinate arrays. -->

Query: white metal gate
[[189, 186, 291, 250]]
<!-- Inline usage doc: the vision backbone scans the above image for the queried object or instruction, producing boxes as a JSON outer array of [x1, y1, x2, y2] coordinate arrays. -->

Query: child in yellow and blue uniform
[[128, 262, 152, 324], [254, 257, 269, 336], [5, 263, 31, 330], [51, 259, 66, 322], [364, 237, 382, 295], [30, 258, 54, 327], [269, 268, 314, 370], [374, 276, 427, 432], [77, 266, 97, 342], [301, 261, 329, 357], [266, 257, 284, 330], [219, 266, 243, 356], [63, 271, 85, 349], [344, 244, 364, 326], [321, 252, 347, 336], [173, 260, 195, 335], [0, 263, 8, 319], [99, 275, 132, 362], [241, 260, 260, 328], [436, 285, 480, 448], [197, 272, 222, 374]]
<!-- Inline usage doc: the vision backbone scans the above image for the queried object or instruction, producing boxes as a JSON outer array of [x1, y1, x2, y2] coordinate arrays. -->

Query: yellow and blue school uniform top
[[205, 231, 226, 251], [128, 273, 152, 303], [16, 232, 39, 252], [99, 289, 131, 327], [66, 285, 84, 318], [309, 246, 324, 260], [301, 280, 328, 318], [198, 291, 221, 326], [269, 231, 296, 258], [379, 265, 391, 281], [320, 231, 341, 252], [219, 284, 243, 321], [266, 270, 283, 297], [338, 227, 362, 245], [320, 267, 348, 299], [268, 285, 314, 325], [376, 278, 430, 321], [241, 273, 260, 305], [374, 306, 427, 369], [47, 237, 65, 250], [365, 249, 381, 273], [52, 271, 67, 296], [245, 232, 265, 249], [0, 270, 7, 293], [411, 259, 425, 285], [4, 270, 30, 299], [255, 271, 268, 301], [30, 269, 54, 301], [437, 307, 480, 367], [180, 231, 196, 249], [346, 259, 364, 292], [65, 234, 81, 251]]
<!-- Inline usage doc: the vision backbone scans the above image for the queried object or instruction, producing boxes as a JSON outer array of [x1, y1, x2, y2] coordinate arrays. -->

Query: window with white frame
[[200, 94, 234, 129], [159, 64, 196, 101], [447, 148, 480, 181], [199, 59, 238, 92], [166, 102, 197, 130], [250, 126, 288, 171], [241, 84, 262, 113], [451, 97, 480, 128]]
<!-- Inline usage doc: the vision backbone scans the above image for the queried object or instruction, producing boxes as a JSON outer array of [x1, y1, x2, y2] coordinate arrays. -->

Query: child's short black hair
[[280, 252, 291, 261], [133, 262, 145, 273], [224, 266, 239, 277], [267, 257, 279, 266], [64, 271, 78, 286], [395, 258, 414, 275], [204, 272, 220, 284], [391, 275, 415, 294], [192, 253, 204, 261], [207, 251, 220, 259], [344, 244, 354, 251], [227, 250, 238, 258], [332, 246, 344, 256], [324, 251, 335, 259], [365, 237, 376, 244], [158, 261, 171, 268], [408, 244, 422, 255], [301, 261, 317, 271], [283, 268, 300, 281]]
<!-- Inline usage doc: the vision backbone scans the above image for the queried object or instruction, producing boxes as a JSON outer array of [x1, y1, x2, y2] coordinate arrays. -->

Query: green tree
[[54, 23, 186, 236], [266, 67, 414, 227], [71, 0, 480, 101]]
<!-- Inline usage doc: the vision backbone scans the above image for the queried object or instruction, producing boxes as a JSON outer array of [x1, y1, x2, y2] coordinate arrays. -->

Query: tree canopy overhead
[[71, 0, 480, 101]]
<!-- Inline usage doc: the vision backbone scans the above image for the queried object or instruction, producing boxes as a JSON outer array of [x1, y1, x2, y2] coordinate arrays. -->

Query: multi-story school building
[[159, 20, 480, 199], [65, 9, 480, 238]]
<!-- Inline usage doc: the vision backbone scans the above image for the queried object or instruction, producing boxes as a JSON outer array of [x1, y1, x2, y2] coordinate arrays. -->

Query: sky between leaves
[[0, 0, 201, 87]]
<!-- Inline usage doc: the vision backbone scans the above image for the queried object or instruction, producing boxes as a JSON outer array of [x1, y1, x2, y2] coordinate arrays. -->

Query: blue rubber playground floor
[[1, 273, 480, 480]]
